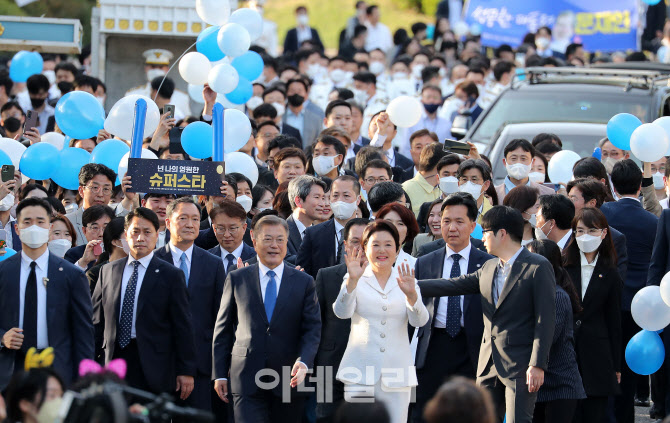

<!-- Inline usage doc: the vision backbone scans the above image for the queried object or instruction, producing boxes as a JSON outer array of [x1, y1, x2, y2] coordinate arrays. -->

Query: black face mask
[[3, 117, 21, 133], [423, 103, 440, 114], [57, 81, 74, 94], [287, 94, 305, 107], [30, 97, 45, 109]]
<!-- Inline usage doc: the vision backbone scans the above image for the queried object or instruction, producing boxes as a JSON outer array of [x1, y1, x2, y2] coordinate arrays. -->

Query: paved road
[[636, 405, 661, 423]]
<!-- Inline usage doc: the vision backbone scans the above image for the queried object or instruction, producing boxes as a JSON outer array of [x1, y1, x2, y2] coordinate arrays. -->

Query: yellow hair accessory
[[24, 347, 55, 371]]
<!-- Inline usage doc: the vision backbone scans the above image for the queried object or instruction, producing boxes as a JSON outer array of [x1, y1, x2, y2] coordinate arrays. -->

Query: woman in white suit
[[334, 220, 429, 423]]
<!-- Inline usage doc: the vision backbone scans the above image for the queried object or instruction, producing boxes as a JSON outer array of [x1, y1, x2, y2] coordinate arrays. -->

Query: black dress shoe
[[649, 404, 664, 420], [636, 397, 651, 407]]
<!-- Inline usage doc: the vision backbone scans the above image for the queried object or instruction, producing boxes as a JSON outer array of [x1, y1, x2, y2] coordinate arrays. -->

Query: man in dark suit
[[368, 110, 414, 171], [313, 218, 368, 423], [207, 200, 256, 274], [600, 159, 658, 423], [213, 215, 321, 422], [297, 176, 361, 278], [417, 205, 556, 423], [153, 197, 225, 411], [64, 205, 115, 270], [0, 198, 94, 390], [283, 6, 324, 54], [535, 194, 574, 251], [286, 176, 327, 262], [92, 207, 196, 398], [411, 193, 493, 423]]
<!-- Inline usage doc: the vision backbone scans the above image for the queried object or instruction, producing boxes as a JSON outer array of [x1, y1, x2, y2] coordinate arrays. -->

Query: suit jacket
[[286, 215, 303, 261], [297, 219, 339, 278], [64, 245, 88, 269], [393, 151, 414, 172], [282, 123, 303, 144], [212, 264, 321, 395], [601, 198, 657, 310], [649, 208, 670, 287], [416, 237, 486, 257], [207, 243, 257, 271], [609, 226, 628, 283], [154, 245, 225, 377], [92, 256, 196, 393], [418, 248, 556, 383], [0, 253, 94, 390], [414, 245, 493, 369], [284, 102, 325, 148], [283, 27, 324, 54], [566, 259, 622, 396], [314, 264, 349, 375]]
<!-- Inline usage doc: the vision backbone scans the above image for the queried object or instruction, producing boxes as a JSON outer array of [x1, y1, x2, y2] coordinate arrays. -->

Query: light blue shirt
[[285, 108, 305, 138], [503, 176, 531, 195], [493, 247, 524, 304], [120, 252, 154, 338], [406, 113, 452, 146]]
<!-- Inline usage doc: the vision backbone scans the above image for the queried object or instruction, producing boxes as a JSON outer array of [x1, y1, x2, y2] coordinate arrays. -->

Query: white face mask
[[0, 193, 14, 212], [43, 70, 56, 85], [392, 72, 409, 81], [536, 37, 551, 49], [313, 155, 339, 176], [412, 64, 425, 79], [452, 98, 465, 109], [369, 61, 386, 76], [506, 162, 531, 180], [439, 176, 459, 194], [246, 96, 264, 110], [48, 239, 72, 258], [526, 213, 537, 228], [64, 203, 78, 214], [602, 157, 619, 175], [534, 221, 552, 241], [256, 207, 272, 213], [353, 88, 369, 104], [576, 233, 603, 253], [653, 172, 665, 190], [345, 71, 354, 81], [528, 172, 545, 184], [146, 68, 166, 83], [459, 181, 483, 199], [120, 238, 131, 255], [19, 225, 50, 248], [271, 102, 285, 117], [521, 238, 532, 247], [330, 69, 347, 83], [307, 63, 321, 78], [297, 14, 309, 26], [438, 67, 447, 78], [331, 200, 358, 220], [236, 195, 253, 213]]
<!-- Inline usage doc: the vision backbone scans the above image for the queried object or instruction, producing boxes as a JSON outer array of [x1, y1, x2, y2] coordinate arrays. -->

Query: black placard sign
[[127, 158, 225, 196]]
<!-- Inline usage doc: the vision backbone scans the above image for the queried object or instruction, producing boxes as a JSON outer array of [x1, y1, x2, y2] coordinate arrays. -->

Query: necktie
[[336, 228, 344, 264], [225, 253, 236, 273], [446, 254, 462, 337], [23, 262, 38, 350], [179, 253, 189, 285], [265, 270, 277, 322], [118, 261, 140, 349]]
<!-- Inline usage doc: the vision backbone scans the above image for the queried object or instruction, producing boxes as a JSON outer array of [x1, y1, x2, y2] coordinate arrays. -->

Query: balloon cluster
[[607, 113, 670, 162], [626, 281, 670, 375]]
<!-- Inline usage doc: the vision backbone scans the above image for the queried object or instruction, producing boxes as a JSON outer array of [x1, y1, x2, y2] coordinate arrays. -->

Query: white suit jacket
[[333, 266, 429, 387]]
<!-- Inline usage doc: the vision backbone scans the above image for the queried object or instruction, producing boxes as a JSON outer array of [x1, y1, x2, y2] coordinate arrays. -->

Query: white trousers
[[344, 380, 412, 423]]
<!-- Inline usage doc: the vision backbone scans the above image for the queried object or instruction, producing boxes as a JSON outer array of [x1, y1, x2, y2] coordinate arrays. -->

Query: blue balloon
[[19, 143, 61, 180], [426, 24, 435, 41], [225, 77, 253, 105], [0, 248, 17, 262], [55, 91, 106, 139], [625, 330, 665, 375], [515, 67, 526, 81], [9, 51, 43, 83], [472, 223, 483, 240], [592, 147, 602, 160], [0, 149, 11, 167], [644, 0, 661, 4], [181, 121, 213, 159], [606, 113, 641, 151], [196, 26, 225, 61], [231, 51, 264, 81], [90, 139, 130, 182], [51, 147, 91, 190]]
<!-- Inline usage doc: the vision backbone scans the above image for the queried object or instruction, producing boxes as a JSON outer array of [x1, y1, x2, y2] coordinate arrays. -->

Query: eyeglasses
[[87, 224, 107, 232], [423, 174, 438, 180], [364, 177, 389, 184], [261, 236, 286, 246], [214, 225, 241, 235], [459, 176, 482, 184], [84, 185, 113, 195], [574, 228, 604, 237], [481, 229, 495, 235]]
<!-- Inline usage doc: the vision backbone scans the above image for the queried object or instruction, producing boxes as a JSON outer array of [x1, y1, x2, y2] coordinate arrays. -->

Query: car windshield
[[471, 88, 651, 145]]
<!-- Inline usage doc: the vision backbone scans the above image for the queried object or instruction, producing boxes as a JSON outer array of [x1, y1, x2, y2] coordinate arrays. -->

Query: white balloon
[[224, 152, 258, 186], [196, 0, 231, 26], [104, 95, 161, 141], [217, 23, 251, 58], [454, 21, 469, 37], [229, 8, 263, 41], [179, 52, 212, 85], [188, 84, 205, 104], [547, 150, 581, 184], [654, 117, 670, 155], [630, 123, 670, 163], [386, 96, 423, 128], [208, 63, 239, 94], [117, 148, 158, 179], [224, 108, 252, 153], [661, 271, 670, 307], [631, 285, 670, 331], [0, 137, 27, 167], [41, 132, 65, 150]]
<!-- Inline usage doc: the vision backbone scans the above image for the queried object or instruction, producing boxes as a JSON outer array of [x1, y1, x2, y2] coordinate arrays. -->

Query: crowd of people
[[3, 1, 670, 423]]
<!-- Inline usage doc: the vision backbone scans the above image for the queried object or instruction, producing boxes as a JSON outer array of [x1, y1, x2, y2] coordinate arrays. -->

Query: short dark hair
[[493, 61, 514, 82], [286, 77, 309, 92], [503, 185, 539, 216], [495, 44, 514, 58], [314, 135, 346, 159], [0, 74, 13, 98], [355, 147, 384, 177], [437, 154, 463, 173], [1, 101, 23, 116], [257, 120, 280, 134], [419, 143, 446, 172], [535, 141, 561, 156], [151, 76, 175, 99], [229, 172, 254, 192], [411, 22, 428, 35], [353, 24, 368, 39], [124, 207, 159, 231], [82, 205, 115, 227], [566, 178, 607, 208], [268, 135, 302, 152], [442, 192, 478, 221], [362, 159, 392, 180], [210, 199, 247, 222], [423, 377, 496, 423], [611, 159, 642, 196], [455, 81, 478, 98], [353, 71, 376, 85], [368, 181, 404, 213], [55, 62, 78, 77], [361, 219, 400, 252], [274, 147, 307, 168], [262, 85, 286, 100], [410, 129, 438, 146], [74, 75, 99, 92], [538, 194, 575, 230], [166, 196, 201, 219], [18, 183, 47, 201], [503, 139, 535, 158], [421, 68, 441, 85], [79, 163, 116, 187], [16, 197, 52, 221], [480, 205, 524, 243], [325, 100, 351, 118], [27, 74, 50, 94], [573, 157, 608, 180], [253, 103, 278, 120], [344, 217, 370, 241], [102, 217, 126, 255], [366, 5, 379, 15], [566, 43, 583, 58], [531, 133, 563, 148]]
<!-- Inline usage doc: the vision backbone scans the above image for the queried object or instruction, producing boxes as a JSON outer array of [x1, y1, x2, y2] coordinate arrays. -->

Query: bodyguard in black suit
[[411, 193, 492, 423], [283, 7, 324, 54], [93, 207, 196, 398], [213, 215, 321, 423], [0, 198, 94, 390], [154, 197, 226, 411]]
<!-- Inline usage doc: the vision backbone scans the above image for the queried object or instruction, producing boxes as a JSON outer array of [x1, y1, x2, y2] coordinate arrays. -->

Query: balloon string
[[153, 41, 198, 103]]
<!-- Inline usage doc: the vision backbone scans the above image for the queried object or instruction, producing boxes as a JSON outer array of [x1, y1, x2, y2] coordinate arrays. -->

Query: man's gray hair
[[253, 215, 289, 238], [287, 175, 327, 210]]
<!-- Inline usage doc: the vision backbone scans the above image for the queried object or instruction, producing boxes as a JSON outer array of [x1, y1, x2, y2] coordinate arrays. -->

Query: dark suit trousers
[[573, 396, 608, 423], [532, 399, 577, 423], [614, 311, 639, 423], [233, 390, 306, 423], [113, 340, 151, 394], [411, 329, 475, 423], [479, 361, 538, 423]]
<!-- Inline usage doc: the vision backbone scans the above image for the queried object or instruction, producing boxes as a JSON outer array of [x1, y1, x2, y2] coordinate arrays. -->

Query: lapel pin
[[58, 267, 63, 271], [477, 264, 481, 268], [155, 269, 160, 273], [599, 274, 602, 278], [42, 277, 49, 288]]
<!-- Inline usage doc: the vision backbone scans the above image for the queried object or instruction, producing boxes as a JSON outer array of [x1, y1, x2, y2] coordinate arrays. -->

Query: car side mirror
[[451, 114, 471, 140]]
